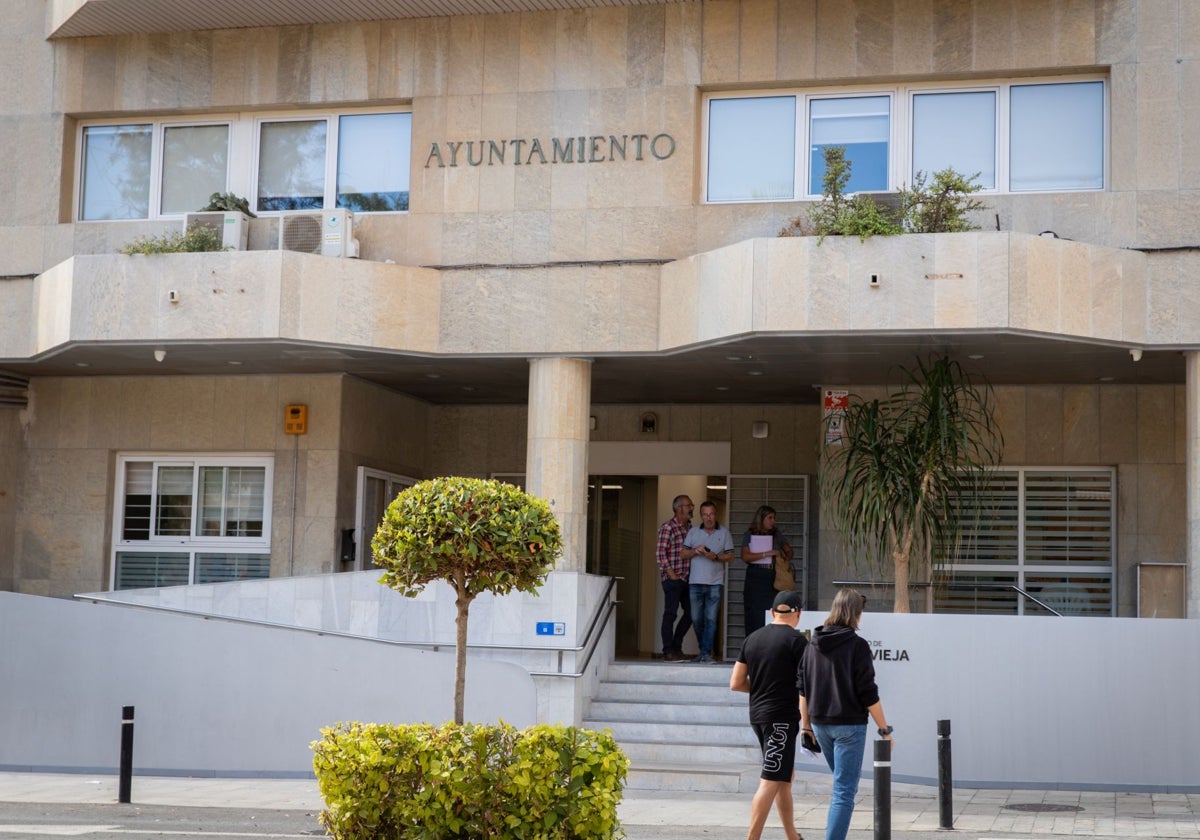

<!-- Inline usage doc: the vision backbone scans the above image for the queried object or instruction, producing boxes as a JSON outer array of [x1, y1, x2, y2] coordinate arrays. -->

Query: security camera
[[1129, 348, 1142, 363]]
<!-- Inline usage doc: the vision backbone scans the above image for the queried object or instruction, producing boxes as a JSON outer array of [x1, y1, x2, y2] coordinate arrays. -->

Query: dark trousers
[[743, 564, 776, 637], [660, 577, 692, 655]]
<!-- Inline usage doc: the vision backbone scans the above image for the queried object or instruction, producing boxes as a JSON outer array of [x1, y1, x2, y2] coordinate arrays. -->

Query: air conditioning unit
[[278, 209, 359, 258], [183, 211, 250, 250]]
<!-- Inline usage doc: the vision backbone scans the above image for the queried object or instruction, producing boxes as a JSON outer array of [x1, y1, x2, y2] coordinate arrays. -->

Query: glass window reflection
[[912, 91, 996, 189], [809, 96, 890, 194], [257, 119, 328, 212], [707, 96, 796, 202], [81, 125, 152, 220], [1010, 81, 1104, 191], [337, 113, 412, 212], [161, 124, 230, 215]]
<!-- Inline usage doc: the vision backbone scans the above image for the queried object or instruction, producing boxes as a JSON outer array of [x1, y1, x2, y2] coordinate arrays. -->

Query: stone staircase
[[583, 659, 762, 793]]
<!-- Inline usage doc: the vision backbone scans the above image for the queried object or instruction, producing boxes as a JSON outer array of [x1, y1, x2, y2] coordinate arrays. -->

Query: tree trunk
[[453, 588, 472, 724], [892, 550, 911, 613]]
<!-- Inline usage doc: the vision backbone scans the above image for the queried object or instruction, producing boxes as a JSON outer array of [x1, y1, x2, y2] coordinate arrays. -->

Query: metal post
[[937, 719, 954, 830], [118, 705, 134, 804], [873, 738, 891, 840]]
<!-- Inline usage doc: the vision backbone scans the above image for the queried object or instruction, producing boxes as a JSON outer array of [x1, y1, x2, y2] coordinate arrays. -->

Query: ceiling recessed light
[[74, 362, 90, 368], [462, 385, 475, 392], [715, 385, 730, 391], [1098, 376, 1114, 382], [725, 355, 741, 361], [968, 354, 984, 360], [747, 370, 764, 376], [424, 373, 441, 379], [227, 360, 243, 366]]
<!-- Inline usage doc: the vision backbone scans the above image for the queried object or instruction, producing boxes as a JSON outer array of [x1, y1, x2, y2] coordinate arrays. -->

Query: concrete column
[[1188, 352, 1200, 618], [526, 357, 592, 572]]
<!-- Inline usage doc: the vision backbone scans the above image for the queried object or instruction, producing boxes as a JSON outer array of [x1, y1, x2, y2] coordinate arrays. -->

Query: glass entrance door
[[585, 476, 644, 657]]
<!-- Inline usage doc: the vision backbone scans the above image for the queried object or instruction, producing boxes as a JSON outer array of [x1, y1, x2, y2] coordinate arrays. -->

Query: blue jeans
[[688, 583, 722, 657], [813, 723, 867, 840]]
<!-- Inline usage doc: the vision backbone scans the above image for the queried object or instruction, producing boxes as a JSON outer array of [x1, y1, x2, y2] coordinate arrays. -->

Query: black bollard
[[937, 719, 954, 830], [118, 705, 134, 804], [873, 737, 891, 840]]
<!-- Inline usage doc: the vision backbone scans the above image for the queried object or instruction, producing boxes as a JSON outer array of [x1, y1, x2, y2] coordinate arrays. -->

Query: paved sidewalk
[[2, 769, 1199, 838]]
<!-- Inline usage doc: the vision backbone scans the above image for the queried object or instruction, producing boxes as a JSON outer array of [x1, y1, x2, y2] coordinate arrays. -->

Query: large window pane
[[200, 466, 266, 537], [161, 124, 230, 215], [155, 466, 194, 537], [707, 97, 796, 202], [809, 96, 890, 194], [912, 91, 996, 189], [1010, 81, 1104, 191], [258, 119, 327, 212], [337, 113, 411, 212], [81, 125, 152, 220]]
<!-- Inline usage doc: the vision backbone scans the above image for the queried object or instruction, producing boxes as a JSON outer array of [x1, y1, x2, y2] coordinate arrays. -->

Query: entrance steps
[[583, 660, 762, 793]]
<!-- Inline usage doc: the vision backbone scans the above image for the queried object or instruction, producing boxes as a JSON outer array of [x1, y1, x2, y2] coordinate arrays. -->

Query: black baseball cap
[[772, 591, 803, 613]]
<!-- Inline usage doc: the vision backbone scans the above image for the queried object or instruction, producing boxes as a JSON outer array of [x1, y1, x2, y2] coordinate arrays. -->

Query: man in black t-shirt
[[730, 590, 808, 840]]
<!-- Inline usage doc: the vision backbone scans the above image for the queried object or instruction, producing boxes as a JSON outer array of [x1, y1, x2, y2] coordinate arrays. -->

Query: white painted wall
[[0, 592, 537, 776], [796, 612, 1200, 791]]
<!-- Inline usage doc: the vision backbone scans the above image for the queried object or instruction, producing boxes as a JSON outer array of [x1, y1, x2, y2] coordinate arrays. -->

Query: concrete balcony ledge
[[0, 232, 1180, 365], [661, 232, 1155, 350]]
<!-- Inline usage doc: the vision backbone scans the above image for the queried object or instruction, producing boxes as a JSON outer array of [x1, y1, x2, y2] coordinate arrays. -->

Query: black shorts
[[751, 721, 799, 782]]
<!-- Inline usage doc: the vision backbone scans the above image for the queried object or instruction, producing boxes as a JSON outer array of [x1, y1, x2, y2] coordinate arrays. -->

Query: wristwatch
[[877, 725, 894, 736]]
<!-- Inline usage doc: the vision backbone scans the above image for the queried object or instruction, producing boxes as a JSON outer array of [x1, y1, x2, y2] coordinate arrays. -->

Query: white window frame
[[353, 467, 419, 570], [702, 74, 1107, 203], [110, 453, 274, 589], [76, 106, 412, 222]]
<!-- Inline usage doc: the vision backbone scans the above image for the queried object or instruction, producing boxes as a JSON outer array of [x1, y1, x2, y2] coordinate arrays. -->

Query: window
[[704, 76, 1104, 202], [706, 97, 796, 202], [78, 109, 411, 221], [912, 91, 996, 190], [1009, 81, 1104, 191], [934, 467, 1115, 616], [112, 455, 273, 590], [809, 95, 890, 194]]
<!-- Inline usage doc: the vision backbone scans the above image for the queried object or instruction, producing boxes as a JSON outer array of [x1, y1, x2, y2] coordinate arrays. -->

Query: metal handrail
[[76, 574, 622, 676], [831, 579, 1063, 616]]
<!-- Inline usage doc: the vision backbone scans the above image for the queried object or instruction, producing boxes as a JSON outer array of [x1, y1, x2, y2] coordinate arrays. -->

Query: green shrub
[[896, 168, 986, 233], [200, 191, 256, 217], [120, 225, 225, 254], [311, 721, 629, 840], [780, 146, 987, 242]]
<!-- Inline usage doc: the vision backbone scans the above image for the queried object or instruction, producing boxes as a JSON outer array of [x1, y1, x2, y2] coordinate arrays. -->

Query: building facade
[[1, 0, 1198, 661]]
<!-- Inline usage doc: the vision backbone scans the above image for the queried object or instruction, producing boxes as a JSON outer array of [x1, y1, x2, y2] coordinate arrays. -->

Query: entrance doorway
[[584, 476, 646, 657]]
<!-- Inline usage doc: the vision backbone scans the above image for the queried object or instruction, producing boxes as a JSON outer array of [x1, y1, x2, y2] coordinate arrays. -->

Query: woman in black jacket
[[798, 588, 893, 840]]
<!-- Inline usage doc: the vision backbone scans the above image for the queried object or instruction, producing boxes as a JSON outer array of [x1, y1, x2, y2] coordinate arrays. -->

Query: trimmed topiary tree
[[371, 476, 562, 724]]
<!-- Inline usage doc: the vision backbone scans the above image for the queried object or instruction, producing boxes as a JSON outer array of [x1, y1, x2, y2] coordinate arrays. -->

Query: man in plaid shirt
[[656, 494, 694, 661]]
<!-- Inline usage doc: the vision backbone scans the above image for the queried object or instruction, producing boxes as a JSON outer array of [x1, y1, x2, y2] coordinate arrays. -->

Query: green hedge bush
[[311, 721, 629, 840]]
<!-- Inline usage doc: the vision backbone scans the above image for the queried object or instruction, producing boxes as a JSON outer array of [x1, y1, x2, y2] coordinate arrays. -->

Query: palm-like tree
[[820, 355, 1003, 612]]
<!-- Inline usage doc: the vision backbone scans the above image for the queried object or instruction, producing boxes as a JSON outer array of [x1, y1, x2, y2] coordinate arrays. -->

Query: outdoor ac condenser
[[183, 211, 250, 250], [277, 209, 359, 258]]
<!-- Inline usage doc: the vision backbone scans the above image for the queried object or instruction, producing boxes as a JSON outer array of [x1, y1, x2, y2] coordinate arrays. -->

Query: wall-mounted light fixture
[[752, 420, 769, 439], [589, 415, 597, 431], [153, 348, 166, 363]]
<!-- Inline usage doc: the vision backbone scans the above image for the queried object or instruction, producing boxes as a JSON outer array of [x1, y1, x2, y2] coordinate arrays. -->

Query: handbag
[[773, 555, 794, 591]]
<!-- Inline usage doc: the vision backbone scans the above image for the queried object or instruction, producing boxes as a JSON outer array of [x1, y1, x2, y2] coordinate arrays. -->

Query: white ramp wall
[[796, 612, 1200, 791], [0, 592, 536, 776]]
